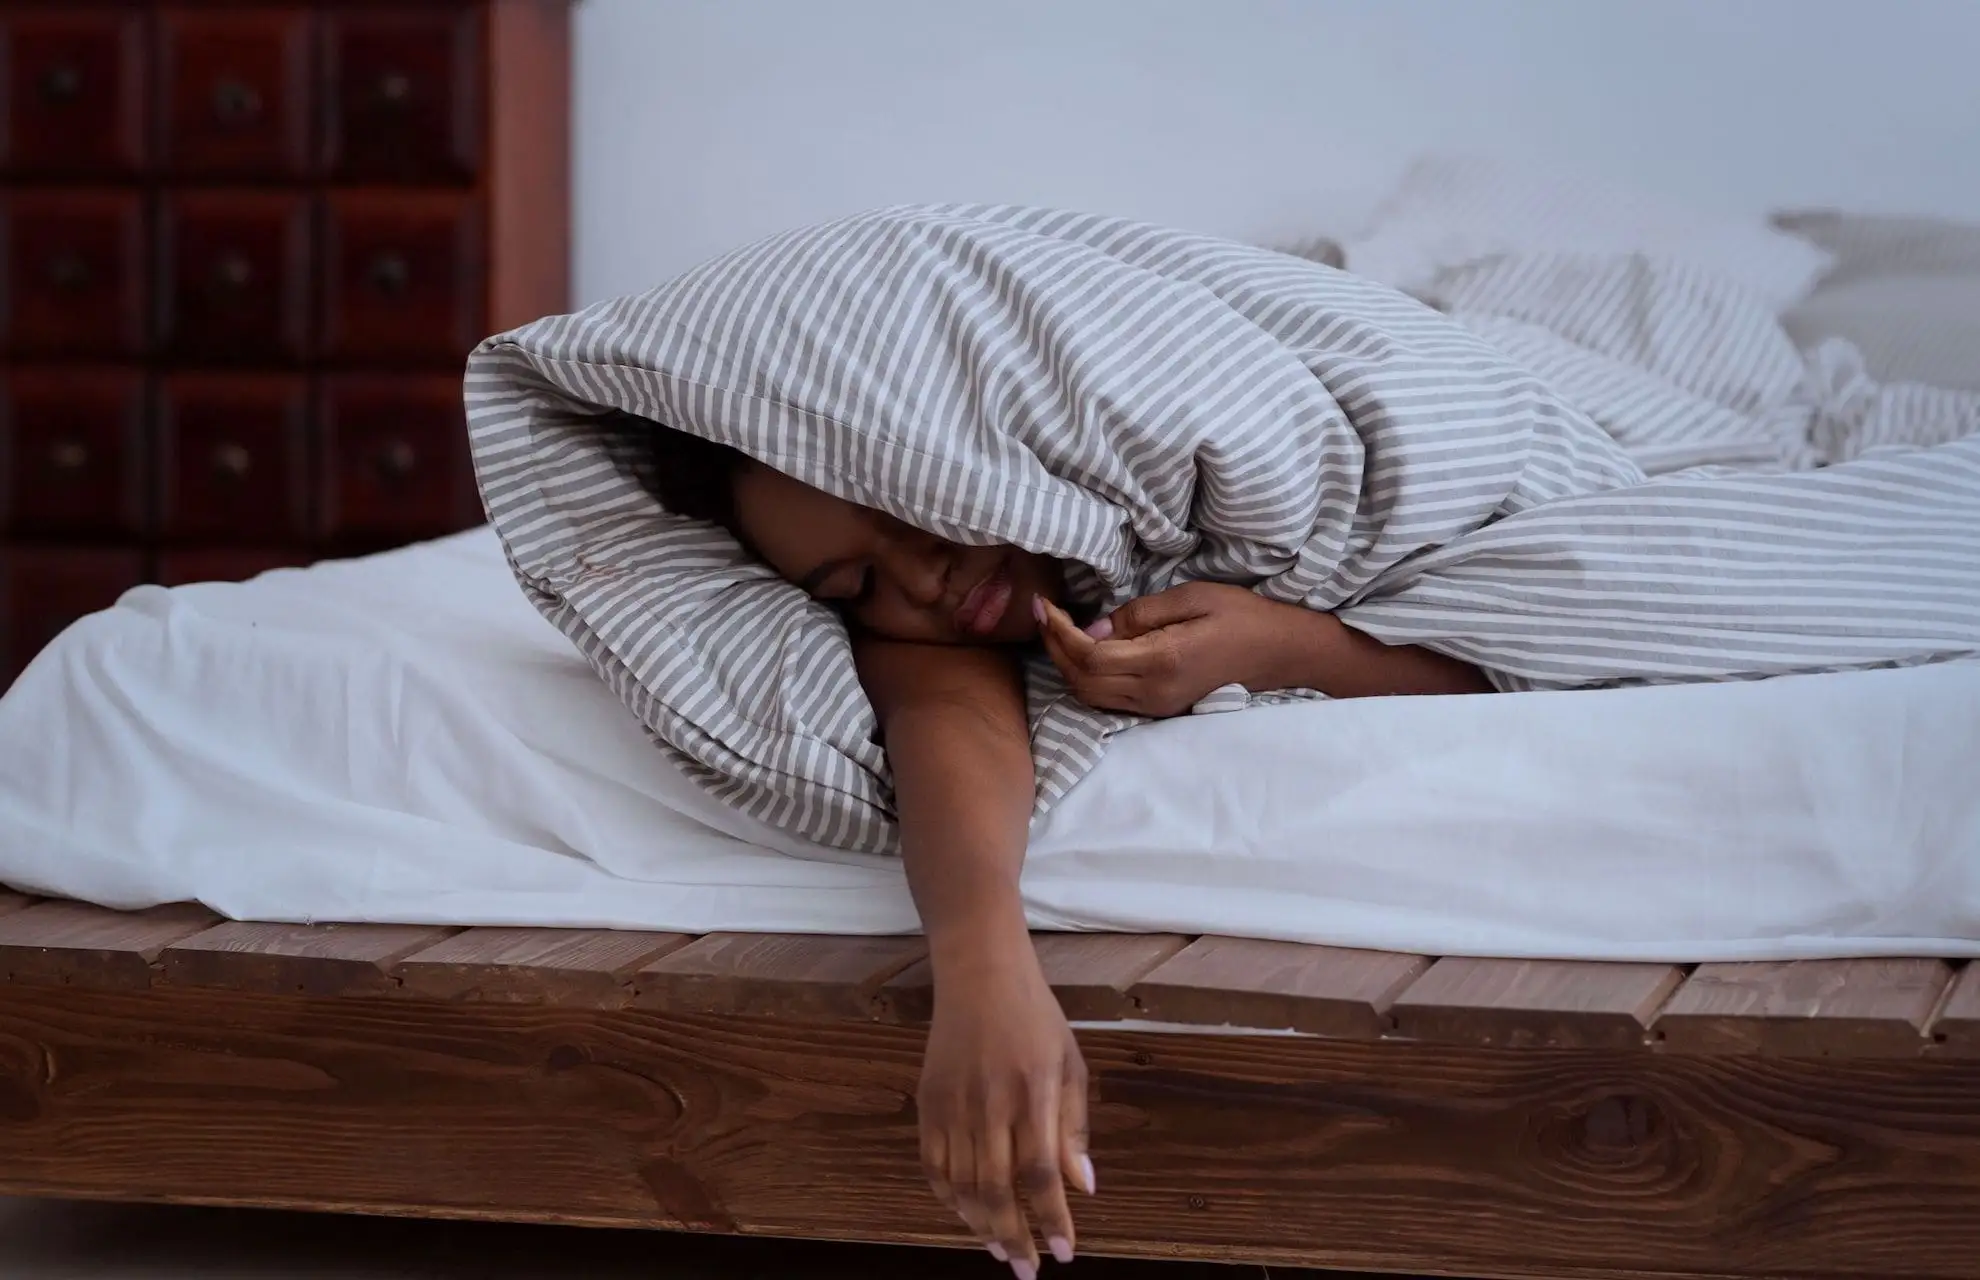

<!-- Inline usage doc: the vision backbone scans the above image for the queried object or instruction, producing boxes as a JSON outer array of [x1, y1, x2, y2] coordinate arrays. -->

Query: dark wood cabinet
[[0, 0, 572, 684], [157, 190, 313, 361], [0, 189, 148, 356], [0, 370, 148, 538], [157, 6, 315, 177], [156, 374, 310, 541], [0, 8, 148, 176], [0, 547, 147, 677], [321, 190, 482, 362], [321, 6, 483, 182]]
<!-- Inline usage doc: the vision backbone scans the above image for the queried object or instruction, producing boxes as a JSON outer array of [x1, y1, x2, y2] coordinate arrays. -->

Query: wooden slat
[[1928, 963, 1980, 1056], [10, 983, 1980, 1278], [1390, 957, 1685, 1049], [631, 933, 926, 1020], [882, 933, 1191, 1024], [162, 921, 458, 997], [393, 927, 694, 1007], [1655, 958, 1952, 1056], [0, 900, 216, 989], [0, 890, 37, 918], [1129, 936, 1427, 1038]]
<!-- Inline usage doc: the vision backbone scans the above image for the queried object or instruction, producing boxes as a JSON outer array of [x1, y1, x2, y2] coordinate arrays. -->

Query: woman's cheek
[[857, 600, 943, 645]]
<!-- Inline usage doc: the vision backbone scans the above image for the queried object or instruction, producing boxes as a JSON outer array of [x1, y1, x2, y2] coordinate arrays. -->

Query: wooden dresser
[[0, 0, 571, 683]]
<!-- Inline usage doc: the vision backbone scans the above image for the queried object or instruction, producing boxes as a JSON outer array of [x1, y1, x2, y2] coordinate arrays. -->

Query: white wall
[[570, 0, 1980, 305]]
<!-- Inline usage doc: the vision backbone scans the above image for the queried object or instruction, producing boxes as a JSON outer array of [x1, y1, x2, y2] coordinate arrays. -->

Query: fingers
[[1060, 1049, 1094, 1201], [1040, 598, 1200, 715], [1019, 1078, 1075, 1268], [1035, 599, 1098, 661], [975, 1125, 1040, 1278], [931, 1126, 1003, 1262], [1096, 581, 1218, 641]]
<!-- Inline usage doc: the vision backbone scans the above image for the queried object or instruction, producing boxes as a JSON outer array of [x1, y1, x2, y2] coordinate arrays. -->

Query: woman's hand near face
[[1037, 583, 1492, 713], [1034, 583, 1315, 717]]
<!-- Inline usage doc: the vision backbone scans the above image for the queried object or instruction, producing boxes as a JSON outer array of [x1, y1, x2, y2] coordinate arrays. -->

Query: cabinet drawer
[[0, 546, 147, 683], [0, 190, 147, 357], [157, 6, 314, 177], [322, 191, 482, 363], [158, 192, 311, 362], [321, 6, 482, 182], [157, 548, 312, 587], [156, 375, 310, 542], [0, 8, 146, 175], [0, 370, 146, 539], [318, 376, 478, 542]]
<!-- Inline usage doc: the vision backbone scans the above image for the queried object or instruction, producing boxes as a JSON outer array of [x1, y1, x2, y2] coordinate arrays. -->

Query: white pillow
[[1342, 153, 1834, 311]]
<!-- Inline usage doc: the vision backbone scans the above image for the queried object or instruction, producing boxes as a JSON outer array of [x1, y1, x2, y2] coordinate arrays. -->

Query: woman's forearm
[[1273, 611, 1494, 698], [854, 639, 1039, 979]]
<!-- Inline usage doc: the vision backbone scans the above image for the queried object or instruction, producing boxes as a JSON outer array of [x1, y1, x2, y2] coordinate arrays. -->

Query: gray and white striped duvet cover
[[464, 204, 1980, 854]]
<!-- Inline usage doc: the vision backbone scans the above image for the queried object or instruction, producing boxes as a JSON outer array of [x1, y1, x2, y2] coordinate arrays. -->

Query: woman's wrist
[[926, 891, 1036, 983], [1256, 602, 1348, 693]]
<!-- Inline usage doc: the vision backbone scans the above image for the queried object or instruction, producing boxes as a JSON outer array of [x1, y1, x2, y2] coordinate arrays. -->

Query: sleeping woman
[[485, 206, 1980, 1279], [616, 415, 1490, 1277]]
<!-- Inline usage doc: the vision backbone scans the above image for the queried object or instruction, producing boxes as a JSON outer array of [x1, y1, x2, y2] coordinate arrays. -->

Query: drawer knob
[[44, 253, 93, 292], [211, 77, 265, 125], [211, 443, 254, 482], [46, 440, 90, 473], [375, 439, 418, 481], [374, 71, 414, 107], [210, 251, 256, 293], [366, 252, 412, 299], [39, 65, 83, 104]]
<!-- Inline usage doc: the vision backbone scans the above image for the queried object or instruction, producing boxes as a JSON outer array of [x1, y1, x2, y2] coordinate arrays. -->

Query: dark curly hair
[[589, 409, 750, 537]]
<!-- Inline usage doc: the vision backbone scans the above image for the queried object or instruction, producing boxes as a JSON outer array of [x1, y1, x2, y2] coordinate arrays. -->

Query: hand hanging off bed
[[606, 417, 1491, 1273], [465, 204, 1980, 1276]]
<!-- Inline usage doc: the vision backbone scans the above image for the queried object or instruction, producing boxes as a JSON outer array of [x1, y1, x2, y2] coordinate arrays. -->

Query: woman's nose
[[885, 537, 951, 609]]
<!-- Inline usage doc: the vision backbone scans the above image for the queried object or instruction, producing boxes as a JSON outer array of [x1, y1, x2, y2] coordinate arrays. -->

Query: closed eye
[[804, 561, 873, 608]]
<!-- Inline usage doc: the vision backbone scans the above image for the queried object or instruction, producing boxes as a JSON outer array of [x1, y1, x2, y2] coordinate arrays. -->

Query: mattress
[[0, 528, 1976, 962]]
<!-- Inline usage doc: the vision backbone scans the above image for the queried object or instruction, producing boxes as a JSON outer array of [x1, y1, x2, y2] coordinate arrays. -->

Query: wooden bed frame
[[2, 888, 1977, 1280]]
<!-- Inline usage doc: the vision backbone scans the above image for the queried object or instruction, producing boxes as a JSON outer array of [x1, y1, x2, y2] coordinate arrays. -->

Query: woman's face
[[731, 464, 1061, 645]]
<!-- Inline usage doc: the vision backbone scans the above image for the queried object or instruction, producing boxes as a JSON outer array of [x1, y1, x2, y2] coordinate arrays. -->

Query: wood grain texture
[[393, 927, 692, 1007], [1391, 958, 1686, 1049], [882, 933, 1191, 1024], [5, 985, 1980, 1280], [485, 0, 572, 333], [161, 921, 457, 997], [0, 900, 216, 989], [1928, 964, 1980, 1057], [1656, 959, 1953, 1057], [631, 934, 925, 1020], [1129, 937, 1427, 1038]]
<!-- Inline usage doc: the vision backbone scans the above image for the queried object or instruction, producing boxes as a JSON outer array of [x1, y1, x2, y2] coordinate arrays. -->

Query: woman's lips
[[956, 560, 1014, 636]]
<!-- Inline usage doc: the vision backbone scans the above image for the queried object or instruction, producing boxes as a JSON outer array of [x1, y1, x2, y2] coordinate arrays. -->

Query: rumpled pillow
[[1775, 210, 1980, 392], [1344, 153, 1834, 311]]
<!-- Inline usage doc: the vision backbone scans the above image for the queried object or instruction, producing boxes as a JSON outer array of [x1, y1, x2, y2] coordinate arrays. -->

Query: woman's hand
[[1036, 582, 1494, 708], [920, 948, 1093, 1278], [1034, 582, 1317, 717]]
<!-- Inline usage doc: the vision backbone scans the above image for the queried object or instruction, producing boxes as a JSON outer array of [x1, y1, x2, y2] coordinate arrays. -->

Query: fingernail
[[987, 1242, 1008, 1263], [1012, 1262, 1038, 1280], [1031, 596, 1046, 624], [1080, 1155, 1097, 1195], [1050, 1236, 1075, 1265], [1084, 616, 1113, 640]]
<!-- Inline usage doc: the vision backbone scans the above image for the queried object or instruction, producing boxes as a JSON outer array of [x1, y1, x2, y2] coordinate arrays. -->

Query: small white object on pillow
[[1342, 153, 1834, 311]]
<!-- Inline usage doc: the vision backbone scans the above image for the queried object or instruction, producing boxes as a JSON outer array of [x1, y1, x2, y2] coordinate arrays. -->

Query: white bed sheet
[[1, 529, 1976, 962]]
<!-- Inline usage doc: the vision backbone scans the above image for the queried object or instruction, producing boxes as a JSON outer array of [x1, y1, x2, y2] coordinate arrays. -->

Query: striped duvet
[[464, 204, 1980, 854]]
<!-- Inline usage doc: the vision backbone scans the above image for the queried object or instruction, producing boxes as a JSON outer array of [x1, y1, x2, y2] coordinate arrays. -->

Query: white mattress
[[1, 529, 1976, 962]]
